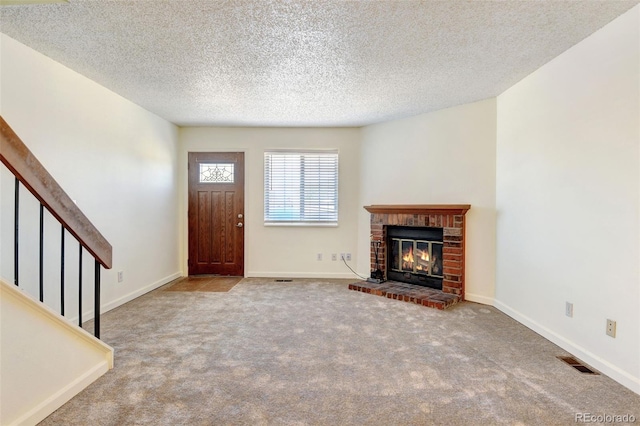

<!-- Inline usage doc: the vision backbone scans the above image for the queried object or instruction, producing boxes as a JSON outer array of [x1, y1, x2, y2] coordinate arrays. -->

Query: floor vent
[[274, 279, 293, 282], [557, 356, 599, 375]]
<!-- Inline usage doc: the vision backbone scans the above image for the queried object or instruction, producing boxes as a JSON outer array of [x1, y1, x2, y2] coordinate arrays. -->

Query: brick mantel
[[365, 204, 470, 299]]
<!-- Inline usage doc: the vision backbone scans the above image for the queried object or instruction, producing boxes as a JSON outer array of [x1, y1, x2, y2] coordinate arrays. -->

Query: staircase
[[0, 116, 114, 425]]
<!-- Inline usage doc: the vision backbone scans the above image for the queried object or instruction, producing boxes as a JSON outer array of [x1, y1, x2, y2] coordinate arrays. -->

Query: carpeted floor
[[41, 278, 640, 425]]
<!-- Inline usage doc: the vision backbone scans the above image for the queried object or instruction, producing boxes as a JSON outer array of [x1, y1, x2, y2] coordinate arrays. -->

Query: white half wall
[[0, 280, 113, 426], [0, 34, 181, 318], [358, 99, 497, 304], [179, 127, 361, 279], [496, 6, 640, 393]]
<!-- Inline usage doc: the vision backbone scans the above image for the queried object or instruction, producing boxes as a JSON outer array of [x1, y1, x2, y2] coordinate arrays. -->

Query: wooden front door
[[188, 152, 244, 276]]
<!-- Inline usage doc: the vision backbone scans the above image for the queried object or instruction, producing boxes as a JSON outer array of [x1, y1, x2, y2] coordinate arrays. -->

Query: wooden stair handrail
[[0, 116, 112, 269]]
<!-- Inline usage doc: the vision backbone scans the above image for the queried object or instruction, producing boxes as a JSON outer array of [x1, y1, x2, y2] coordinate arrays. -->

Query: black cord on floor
[[342, 255, 368, 280]]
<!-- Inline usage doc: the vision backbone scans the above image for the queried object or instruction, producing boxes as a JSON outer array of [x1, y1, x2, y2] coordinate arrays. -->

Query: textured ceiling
[[1, 0, 638, 127]]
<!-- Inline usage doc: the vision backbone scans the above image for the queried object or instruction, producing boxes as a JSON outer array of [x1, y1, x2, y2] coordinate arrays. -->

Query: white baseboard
[[464, 292, 494, 306], [101, 271, 182, 314], [11, 361, 111, 426], [494, 299, 640, 395], [67, 271, 183, 324], [246, 271, 362, 280]]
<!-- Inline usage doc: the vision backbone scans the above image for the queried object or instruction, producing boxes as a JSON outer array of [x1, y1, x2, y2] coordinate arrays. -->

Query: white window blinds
[[264, 150, 339, 224]]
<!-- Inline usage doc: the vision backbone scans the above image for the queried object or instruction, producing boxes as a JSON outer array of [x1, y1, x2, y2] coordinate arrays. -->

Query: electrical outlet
[[606, 319, 616, 338], [316, 253, 323, 261], [346, 253, 352, 261], [331, 253, 337, 261], [117, 271, 124, 283], [565, 302, 573, 318]]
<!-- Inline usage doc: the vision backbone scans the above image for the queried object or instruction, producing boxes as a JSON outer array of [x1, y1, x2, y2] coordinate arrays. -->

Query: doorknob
[[236, 222, 243, 228]]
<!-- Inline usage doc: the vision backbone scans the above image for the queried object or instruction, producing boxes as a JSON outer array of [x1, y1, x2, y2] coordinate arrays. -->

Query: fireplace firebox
[[387, 226, 443, 290]]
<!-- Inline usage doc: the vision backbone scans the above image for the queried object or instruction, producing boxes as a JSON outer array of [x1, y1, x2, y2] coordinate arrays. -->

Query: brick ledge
[[348, 280, 461, 310]]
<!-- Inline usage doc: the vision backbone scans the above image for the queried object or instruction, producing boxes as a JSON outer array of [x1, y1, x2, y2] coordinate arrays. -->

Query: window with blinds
[[264, 150, 338, 225]]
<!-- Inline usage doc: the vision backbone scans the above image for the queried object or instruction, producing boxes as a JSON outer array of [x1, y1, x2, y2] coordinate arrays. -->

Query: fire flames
[[402, 246, 432, 272], [416, 248, 430, 272], [402, 246, 414, 270]]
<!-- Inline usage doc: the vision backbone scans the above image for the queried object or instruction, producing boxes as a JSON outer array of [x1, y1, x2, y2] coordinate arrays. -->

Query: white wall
[[179, 127, 361, 278], [0, 34, 181, 319], [358, 99, 497, 304], [495, 6, 640, 393]]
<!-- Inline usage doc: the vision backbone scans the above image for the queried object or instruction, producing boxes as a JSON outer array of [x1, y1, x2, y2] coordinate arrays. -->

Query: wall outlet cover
[[606, 319, 616, 338]]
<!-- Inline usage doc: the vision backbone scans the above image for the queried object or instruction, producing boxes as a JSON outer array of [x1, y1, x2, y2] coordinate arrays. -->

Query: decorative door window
[[199, 163, 234, 183]]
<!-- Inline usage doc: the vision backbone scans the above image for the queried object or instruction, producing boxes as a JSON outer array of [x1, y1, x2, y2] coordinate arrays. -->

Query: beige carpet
[[41, 278, 640, 425], [163, 276, 242, 292]]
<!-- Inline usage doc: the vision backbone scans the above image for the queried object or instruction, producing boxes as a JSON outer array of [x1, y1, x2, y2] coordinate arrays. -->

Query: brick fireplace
[[350, 204, 470, 310]]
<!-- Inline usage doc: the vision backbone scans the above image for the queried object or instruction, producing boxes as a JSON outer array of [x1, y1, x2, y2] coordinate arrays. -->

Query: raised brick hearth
[[351, 204, 470, 310], [348, 281, 459, 310]]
